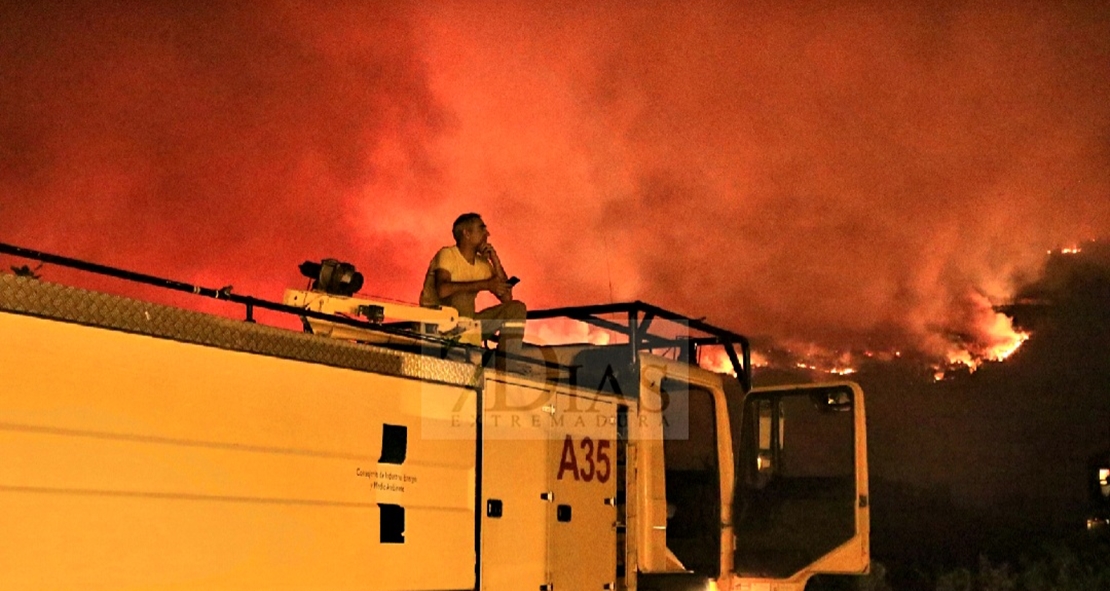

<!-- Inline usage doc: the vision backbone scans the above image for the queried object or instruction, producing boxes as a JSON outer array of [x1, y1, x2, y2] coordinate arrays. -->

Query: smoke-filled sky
[[3, 0, 1109, 361]]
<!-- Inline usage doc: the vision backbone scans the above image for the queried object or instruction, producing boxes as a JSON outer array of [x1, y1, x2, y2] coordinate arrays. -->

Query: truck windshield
[[729, 385, 857, 579]]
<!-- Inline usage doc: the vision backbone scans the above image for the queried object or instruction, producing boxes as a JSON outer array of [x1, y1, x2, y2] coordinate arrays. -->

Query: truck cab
[[514, 303, 870, 591]]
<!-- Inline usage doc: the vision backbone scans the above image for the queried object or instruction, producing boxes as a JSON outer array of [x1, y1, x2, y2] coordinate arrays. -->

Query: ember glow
[[1, 2, 1108, 367]]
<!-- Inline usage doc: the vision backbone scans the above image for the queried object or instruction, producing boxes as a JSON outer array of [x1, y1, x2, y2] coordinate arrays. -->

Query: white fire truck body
[[0, 266, 868, 591]]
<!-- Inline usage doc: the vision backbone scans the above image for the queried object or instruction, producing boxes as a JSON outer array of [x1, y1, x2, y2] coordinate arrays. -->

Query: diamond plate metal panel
[[0, 274, 481, 389]]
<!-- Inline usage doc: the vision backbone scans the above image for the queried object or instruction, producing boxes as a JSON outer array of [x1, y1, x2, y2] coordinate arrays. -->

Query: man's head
[[452, 213, 489, 248]]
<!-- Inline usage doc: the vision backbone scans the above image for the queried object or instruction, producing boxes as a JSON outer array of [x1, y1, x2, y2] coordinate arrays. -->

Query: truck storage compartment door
[[549, 388, 619, 591], [479, 377, 555, 591]]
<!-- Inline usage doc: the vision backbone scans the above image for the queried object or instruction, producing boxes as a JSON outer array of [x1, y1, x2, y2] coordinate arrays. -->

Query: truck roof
[[0, 241, 752, 391]]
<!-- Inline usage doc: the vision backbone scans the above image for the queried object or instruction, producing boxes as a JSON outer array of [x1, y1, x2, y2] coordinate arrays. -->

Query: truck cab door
[[636, 355, 736, 586], [729, 382, 869, 582]]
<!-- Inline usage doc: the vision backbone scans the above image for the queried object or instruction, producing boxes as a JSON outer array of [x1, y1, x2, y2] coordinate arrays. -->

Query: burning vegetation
[[733, 242, 1110, 384]]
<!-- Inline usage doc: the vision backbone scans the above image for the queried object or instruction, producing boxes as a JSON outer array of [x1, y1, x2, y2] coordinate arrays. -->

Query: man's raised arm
[[435, 269, 509, 300]]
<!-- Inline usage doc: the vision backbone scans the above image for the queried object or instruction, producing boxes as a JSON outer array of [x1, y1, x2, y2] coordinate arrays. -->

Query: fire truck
[[0, 243, 868, 591]]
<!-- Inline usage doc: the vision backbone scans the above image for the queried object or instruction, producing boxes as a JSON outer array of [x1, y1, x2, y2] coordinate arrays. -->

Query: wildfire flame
[[525, 281, 1034, 385], [525, 318, 612, 346], [1047, 245, 1083, 255], [697, 345, 767, 377], [761, 301, 1030, 382], [775, 344, 862, 377], [933, 301, 1030, 379]]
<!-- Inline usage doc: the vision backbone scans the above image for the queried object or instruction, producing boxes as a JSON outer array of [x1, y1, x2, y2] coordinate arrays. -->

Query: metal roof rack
[[1, 241, 752, 391], [528, 301, 752, 392]]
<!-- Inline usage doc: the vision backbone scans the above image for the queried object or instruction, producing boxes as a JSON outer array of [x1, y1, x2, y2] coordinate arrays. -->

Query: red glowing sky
[[2, 1, 1109, 359]]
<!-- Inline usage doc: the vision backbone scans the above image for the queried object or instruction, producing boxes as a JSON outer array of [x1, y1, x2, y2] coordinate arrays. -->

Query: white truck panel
[[0, 310, 476, 591], [479, 380, 553, 591]]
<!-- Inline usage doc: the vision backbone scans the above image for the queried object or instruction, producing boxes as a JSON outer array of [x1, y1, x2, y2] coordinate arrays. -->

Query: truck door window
[[733, 387, 856, 579], [661, 379, 721, 578]]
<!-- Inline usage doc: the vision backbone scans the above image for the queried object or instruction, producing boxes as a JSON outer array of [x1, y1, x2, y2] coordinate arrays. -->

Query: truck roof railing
[[1, 241, 752, 391], [0, 241, 464, 349], [529, 301, 752, 392]]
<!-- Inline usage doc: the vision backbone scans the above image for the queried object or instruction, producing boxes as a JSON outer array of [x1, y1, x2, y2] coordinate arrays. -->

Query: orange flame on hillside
[[779, 344, 862, 377], [1047, 245, 1083, 255], [522, 283, 1033, 385], [933, 295, 1030, 380]]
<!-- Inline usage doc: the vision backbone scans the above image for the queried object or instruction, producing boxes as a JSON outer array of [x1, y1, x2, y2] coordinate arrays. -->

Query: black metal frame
[[528, 301, 752, 392]]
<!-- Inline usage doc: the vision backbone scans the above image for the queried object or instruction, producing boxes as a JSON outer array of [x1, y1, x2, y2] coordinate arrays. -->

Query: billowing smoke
[[3, 1, 1109, 360], [0, 1, 450, 310]]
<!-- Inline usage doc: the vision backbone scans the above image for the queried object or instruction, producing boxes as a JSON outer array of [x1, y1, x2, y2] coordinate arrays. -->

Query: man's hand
[[485, 277, 513, 300], [479, 243, 504, 270]]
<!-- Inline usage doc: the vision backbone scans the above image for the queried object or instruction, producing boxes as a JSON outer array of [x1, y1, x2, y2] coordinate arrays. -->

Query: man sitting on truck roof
[[420, 213, 528, 370]]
